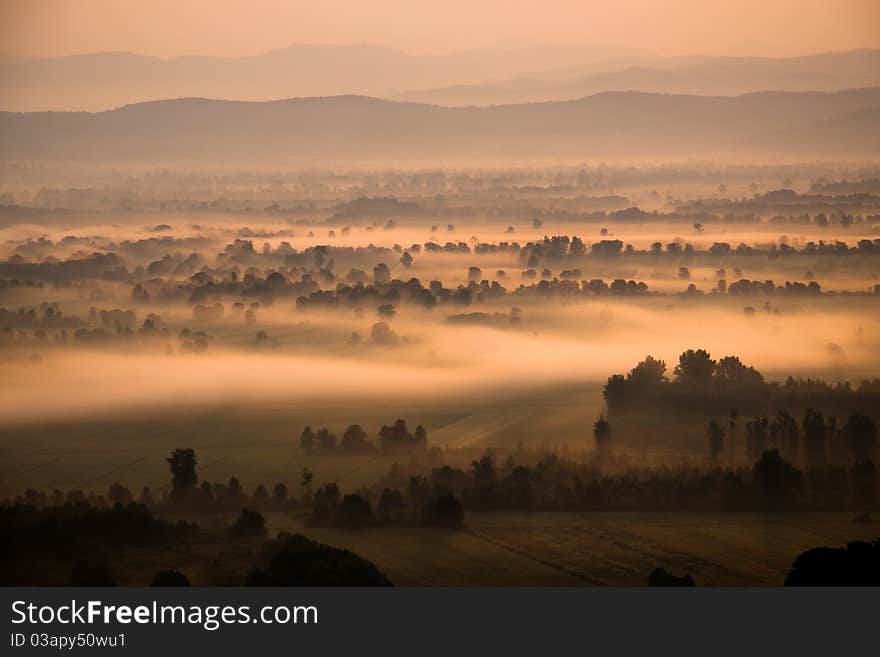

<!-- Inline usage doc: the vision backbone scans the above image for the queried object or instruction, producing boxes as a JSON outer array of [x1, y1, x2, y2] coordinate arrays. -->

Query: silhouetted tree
[[803, 408, 829, 468], [408, 476, 431, 504], [378, 488, 404, 512], [785, 539, 880, 586], [422, 493, 465, 529], [151, 570, 191, 586], [471, 455, 496, 485], [627, 355, 667, 388], [335, 494, 373, 528], [341, 424, 370, 452], [852, 460, 877, 507], [845, 412, 877, 463], [71, 555, 117, 586], [229, 508, 267, 539], [316, 428, 337, 452], [248, 533, 391, 586], [753, 449, 803, 510], [300, 426, 316, 453], [648, 567, 695, 586], [166, 448, 197, 502], [714, 356, 763, 386], [674, 349, 716, 384], [272, 483, 288, 507], [593, 415, 612, 458], [300, 468, 313, 500]]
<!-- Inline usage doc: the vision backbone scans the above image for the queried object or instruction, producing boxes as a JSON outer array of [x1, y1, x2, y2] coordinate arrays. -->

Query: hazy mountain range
[[1, 44, 878, 111], [0, 43, 648, 112], [2, 88, 878, 163], [394, 50, 880, 106]]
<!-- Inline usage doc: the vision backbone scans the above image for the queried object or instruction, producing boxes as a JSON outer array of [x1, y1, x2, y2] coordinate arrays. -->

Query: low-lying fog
[[1, 295, 877, 423]]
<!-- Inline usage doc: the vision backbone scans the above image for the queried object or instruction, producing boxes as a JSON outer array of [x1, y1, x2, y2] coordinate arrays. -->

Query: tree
[[300, 468, 313, 499], [335, 494, 374, 528], [408, 476, 431, 504], [379, 419, 414, 452], [422, 493, 465, 529], [707, 419, 725, 461], [714, 356, 764, 386], [626, 355, 666, 388], [785, 539, 880, 586], [151, 570, 190, 586], [272, 483, 288, 506], [602, 374, 628, 413], [753, 449, 803, 510], [247, 533, 391, 586], [852, 460, 877, 508], [593, 415, 612, 458], [648, 568, 695, 586], [228, 508, 267, 539], [471, 455, 496, 485], [845, 413, 877, 463], [341, 424, 370, 452], [71, 555, 117, 586], [166, 448, 197, 501], [373, 263, 391, 283], [803, 408, 828, 468], [316, 428, 337, 452], [378, 488, 404, 512], [300, 426, 316, 453], [674, 349, 716, 384]]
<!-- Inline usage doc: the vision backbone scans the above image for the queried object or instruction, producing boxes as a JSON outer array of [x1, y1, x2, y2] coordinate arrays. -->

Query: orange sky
[[1, 0, 878, 59]]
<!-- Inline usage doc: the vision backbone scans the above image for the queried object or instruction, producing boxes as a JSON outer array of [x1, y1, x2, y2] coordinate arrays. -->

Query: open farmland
[[289, 512, 880, 586]]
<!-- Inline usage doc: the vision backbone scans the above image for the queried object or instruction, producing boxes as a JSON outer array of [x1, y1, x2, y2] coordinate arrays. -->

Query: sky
[[1, 0, 878, 59]]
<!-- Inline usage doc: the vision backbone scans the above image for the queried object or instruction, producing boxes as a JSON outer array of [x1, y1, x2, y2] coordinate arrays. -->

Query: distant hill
[[1, 88, 878, 163], [0, 43, 648, 112], [394, 50, 880, 106]]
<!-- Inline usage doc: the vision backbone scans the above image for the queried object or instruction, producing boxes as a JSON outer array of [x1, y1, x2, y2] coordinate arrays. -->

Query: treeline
[[604, 349, 880, 418], [0, 498, 391, 586], [380, 448, 877, 513], [299, 419, 428, 454]]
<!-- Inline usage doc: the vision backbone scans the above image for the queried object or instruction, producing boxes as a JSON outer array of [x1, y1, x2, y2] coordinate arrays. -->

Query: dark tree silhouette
[[71, 555, 117, 586], [803, 408, 829, 468], [627, 355, 667, 388], [248, 533, 391, 586], [300, 467, 313, 499], [845, 412, 877, 463], [714, 356, 764, 385], [648, 567, 695, 586], [316, 428, 337, 452], [335, 494, 374, 528], [166, 448, 197, 501], [151, 570, 191, 586], [674, 349, 716, 384], [471, 454, 496, 485], [228, 508, 268, 539], [852, 460, 877, 507], [341, 424, 370, 452], [753, 449, 803, 510], [272, 483, 288, 506], [785, 539, 880, 586], [378, 488, 404, 512], [422, 493, 465, 529], [300, 426, 316, 453], [593, 415, 612, 458]]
